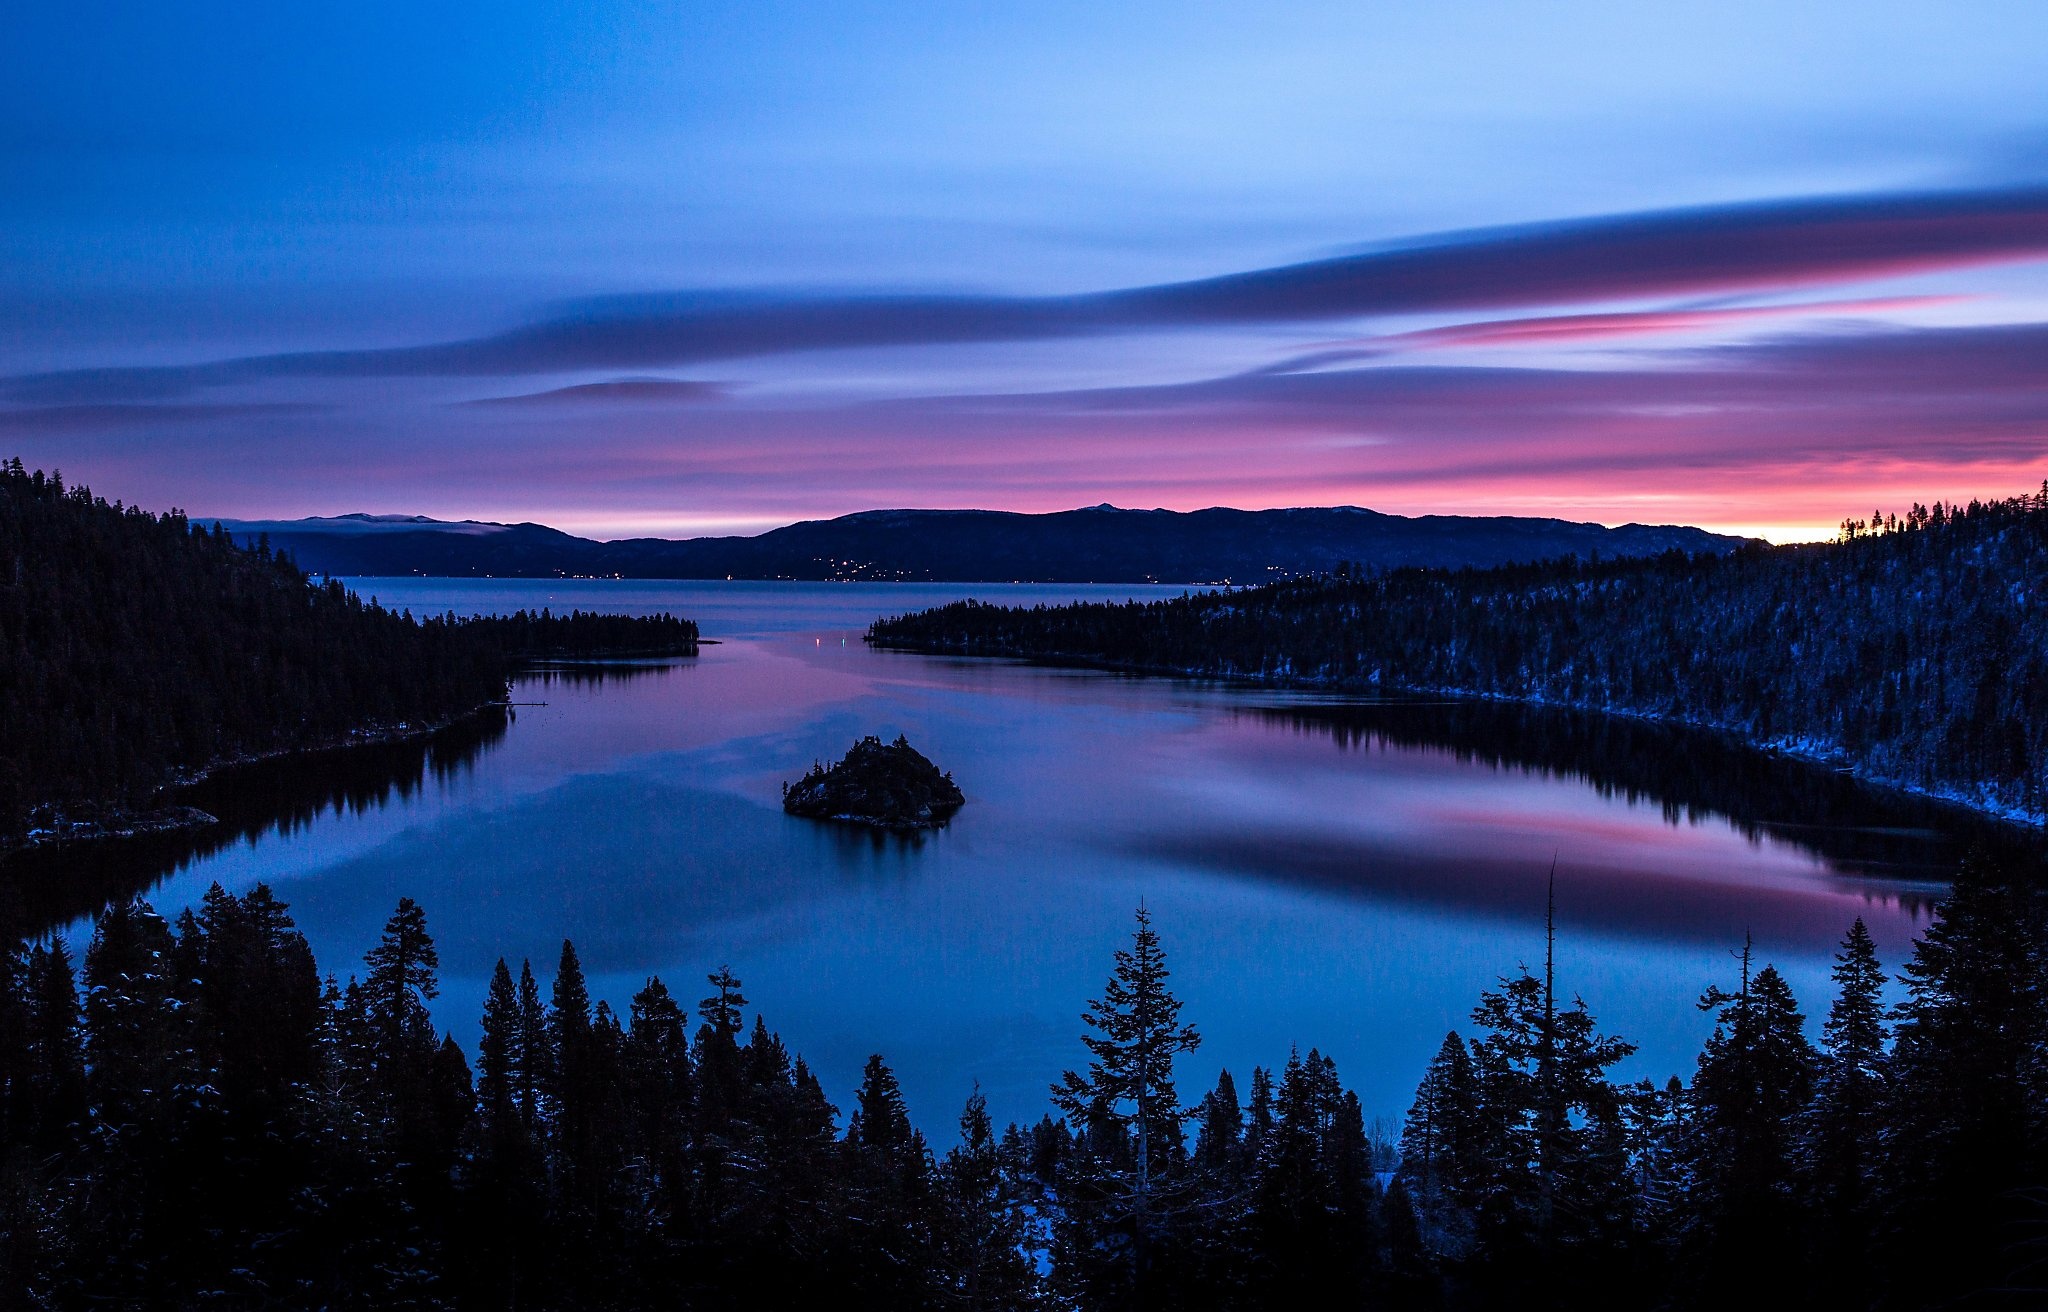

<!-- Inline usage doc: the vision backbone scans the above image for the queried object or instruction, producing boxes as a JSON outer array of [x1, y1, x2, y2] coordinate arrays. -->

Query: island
[[782, 734, 966, 830]]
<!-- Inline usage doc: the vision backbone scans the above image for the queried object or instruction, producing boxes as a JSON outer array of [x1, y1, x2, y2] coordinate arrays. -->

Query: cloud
[[1370, 295, 1963, 351], [10, 184, 2047, 401], [0, 401, 327, 431], [456, 378, 729, 408], [839, 318, 2048, 482]]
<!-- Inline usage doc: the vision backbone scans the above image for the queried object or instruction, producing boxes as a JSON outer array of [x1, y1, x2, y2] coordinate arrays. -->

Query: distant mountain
[[214, 504, 1752, 583]]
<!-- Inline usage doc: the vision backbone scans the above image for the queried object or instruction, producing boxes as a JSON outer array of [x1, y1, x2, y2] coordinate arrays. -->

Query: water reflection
[[6, 709, 509, 931], [5, 662, 706, 932], [1234, 698, 2022, 892], [12, 580, 2037, 1137]]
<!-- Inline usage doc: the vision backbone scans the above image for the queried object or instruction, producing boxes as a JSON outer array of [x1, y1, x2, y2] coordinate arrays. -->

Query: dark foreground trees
[[3, 854, 2047, 1309]]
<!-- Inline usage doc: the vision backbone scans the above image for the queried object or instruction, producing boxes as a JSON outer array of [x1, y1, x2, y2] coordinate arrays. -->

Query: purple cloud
[[9, 184, 2047, 403], [456, 378, 729, 408]]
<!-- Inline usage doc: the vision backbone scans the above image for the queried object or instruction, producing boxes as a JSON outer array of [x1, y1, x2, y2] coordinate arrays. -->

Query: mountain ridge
[[214, 503, 1752, 583]]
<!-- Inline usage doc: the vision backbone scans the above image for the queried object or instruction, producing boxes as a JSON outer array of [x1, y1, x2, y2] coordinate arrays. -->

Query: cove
[[48, 579, 1991, 1137]]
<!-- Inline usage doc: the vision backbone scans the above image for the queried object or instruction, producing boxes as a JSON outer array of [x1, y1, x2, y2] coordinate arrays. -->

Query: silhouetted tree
[[1051, 906, 1203, 1311]]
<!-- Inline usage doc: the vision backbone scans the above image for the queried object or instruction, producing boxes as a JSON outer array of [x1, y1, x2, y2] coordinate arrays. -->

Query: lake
[[56, 579, 1981, 1138]]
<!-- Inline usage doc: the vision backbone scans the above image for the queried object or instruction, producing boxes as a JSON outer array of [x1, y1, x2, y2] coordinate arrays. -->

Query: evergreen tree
[[463, 960, 544, 1310], [851, 1052, 917, 1161], [1881, 851, 2048, 1305], [22, 939, 86, 1150], [196, 882, 321, 1112], [515, 958, 551, 1132], [694, 967, 748, 1134], [476, 958, 520, 1143], [1244, 1065, 1276, 1167], [13, 863, 2048, 1309], [1050, 907, 1203, 1311], [937, 1087, 1039, 1310], [549, 939, 596, 1178], [0, 938, 25, 1150], [1247, 1048, 1370, 1303], [83, 899, 180, 1121], [840, 1052, 936, 1303], [1052, 907, 1202, 1191], [360, 897, 439, 1080], [1618, 1076, 1687, 1243], [1802, 920, 1887, 1279], [623, 975, 694, 1241], [1465, 963, 1636, 1269], [700, 965, 748, 1037], [1685, 950, 1817, 1293], [1396, 1030, 1480, 1261], [1190, 1068, 1243, 1177], [430, 1034, 475, 1152]]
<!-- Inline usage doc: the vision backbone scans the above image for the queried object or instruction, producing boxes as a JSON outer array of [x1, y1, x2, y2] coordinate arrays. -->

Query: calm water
[[55, 579, 1980, 1137]]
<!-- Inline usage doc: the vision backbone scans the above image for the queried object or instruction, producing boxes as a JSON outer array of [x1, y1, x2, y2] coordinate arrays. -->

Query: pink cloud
[[1374, 295, 1966, 350]]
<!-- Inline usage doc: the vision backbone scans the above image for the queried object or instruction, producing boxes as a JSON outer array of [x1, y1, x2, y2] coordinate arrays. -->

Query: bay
[[61, 579, 1975, 1137]]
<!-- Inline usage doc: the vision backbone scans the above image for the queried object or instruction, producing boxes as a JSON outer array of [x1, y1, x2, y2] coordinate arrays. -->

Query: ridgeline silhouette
[[871, 489, 2048, 824]]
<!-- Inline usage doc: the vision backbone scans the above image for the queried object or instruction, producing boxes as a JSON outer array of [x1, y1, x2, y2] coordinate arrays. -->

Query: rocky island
[[782, 735, 965, 830]]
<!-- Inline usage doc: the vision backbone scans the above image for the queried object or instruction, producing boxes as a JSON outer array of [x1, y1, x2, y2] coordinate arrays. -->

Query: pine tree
[[1881, 851, 2048, 1305], [0, 938, 27, 1152], [1686, 948, 1817, 1292], [851, 1053, 916, 1160], [197, 883, 321, 1111], [1396, 1030, 1480, 1260], [22, 939, 85, 1150], [515, 959, 550, 1132], [1244, 1065, 1276, 1167], [1466, 964, 1636, 1261], [1618, 1076, 1687, 1242], [1191, 1068, 1243, 1177], [1050, 907, 1202, 1310], [360, 898, 439, 1079], [1803, 920, 1886, 1276], [623, 976, 693, 1232], [477, 959, 519, 1142], [842, 1053, 936, 1307], [1249, 1048, 1351, 1301], [1052, 907, 1202, 1194], [699, 965, 747, 1037], [83, 899, 179, 1120], [1398, 1032, 1477, 1193], [430, 1034, 475, 1151], [937, 1087, 1038, 1310], [694, 967, 747, 1133], [550, 939, 595, 1173], [464, 961, 542, 1311], [1325, 1085, 1380, 1292]]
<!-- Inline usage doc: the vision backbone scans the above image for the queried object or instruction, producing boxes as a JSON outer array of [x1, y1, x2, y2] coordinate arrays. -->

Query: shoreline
[[7, 702, 512, 857], [5, 646, 702, 859], [868, 637, 2048, 833]]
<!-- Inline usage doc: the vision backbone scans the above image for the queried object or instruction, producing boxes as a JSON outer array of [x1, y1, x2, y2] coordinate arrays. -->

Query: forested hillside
[[5, 855, 2044, 1308], [871, 490, 2048, 823], [0, 461, 695, 843]]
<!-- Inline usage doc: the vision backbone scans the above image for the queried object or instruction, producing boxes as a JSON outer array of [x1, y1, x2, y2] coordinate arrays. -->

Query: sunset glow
[[6, 3, 2046, 535]]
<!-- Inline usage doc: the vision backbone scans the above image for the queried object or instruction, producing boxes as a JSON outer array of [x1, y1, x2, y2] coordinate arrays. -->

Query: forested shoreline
[[4, 852, 2044, 1309], [0, 461, 696, 847], [870, 490, 2048, 826]]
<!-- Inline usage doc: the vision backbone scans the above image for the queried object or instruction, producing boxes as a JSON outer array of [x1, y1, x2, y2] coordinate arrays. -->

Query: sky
[[5, 2, 2048, 541]]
